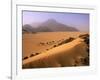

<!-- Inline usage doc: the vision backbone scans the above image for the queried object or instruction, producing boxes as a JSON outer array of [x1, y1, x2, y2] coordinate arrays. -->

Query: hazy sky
[[22, 11, 89, 32]]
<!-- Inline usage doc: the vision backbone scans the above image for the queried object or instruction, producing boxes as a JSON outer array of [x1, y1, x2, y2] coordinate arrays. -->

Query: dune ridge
[[22, 38, 88, 68]]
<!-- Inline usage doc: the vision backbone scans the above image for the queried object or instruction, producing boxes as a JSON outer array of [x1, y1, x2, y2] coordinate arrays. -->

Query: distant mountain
[[22, 24, 35, 33], [38, 19, 79, 32], [22, 19, 79, 33], [30, 22, 42, 28]]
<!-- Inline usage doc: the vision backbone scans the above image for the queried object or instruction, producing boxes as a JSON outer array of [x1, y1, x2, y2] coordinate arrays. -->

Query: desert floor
[[22, 32, 89, 68]]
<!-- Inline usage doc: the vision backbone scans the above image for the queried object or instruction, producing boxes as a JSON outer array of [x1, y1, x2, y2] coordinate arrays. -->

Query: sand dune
[[22, 38, 88, 68], [22, 32, 87, 58]]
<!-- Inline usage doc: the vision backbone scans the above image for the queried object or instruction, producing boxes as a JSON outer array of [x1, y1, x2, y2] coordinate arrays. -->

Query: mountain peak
[[46, 19, 57, 23], [23, 19, 79, 33]]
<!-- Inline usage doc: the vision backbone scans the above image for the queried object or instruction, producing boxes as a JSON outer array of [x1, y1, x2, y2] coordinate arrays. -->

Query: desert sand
[[22, 32, 89, 68], [22, 32, 87, 58]]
